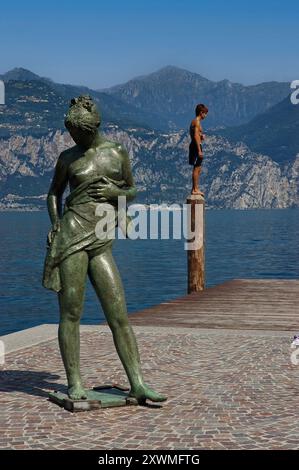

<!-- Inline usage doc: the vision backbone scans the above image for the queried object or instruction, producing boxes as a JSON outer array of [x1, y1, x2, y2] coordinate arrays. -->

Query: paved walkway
[[1, 325, 298, 449]]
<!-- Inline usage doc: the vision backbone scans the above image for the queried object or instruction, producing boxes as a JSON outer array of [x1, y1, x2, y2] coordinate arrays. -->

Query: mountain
[[103, 65, 291, 130], [0, 66, 298, 210], [0, 67, 52, 83], [0, 70, 159, 139], [217, 96, 299, 165], [1, 66, 291, 134]]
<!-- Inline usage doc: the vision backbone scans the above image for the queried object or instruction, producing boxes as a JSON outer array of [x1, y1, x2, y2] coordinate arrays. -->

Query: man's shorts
[[189, 142, 203, 167]]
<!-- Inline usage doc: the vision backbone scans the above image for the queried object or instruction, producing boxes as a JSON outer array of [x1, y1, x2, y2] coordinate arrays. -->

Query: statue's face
[[68, 126, 97, 149]]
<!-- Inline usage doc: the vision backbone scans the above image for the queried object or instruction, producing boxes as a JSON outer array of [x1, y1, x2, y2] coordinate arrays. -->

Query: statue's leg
[[88, 247, 167, 404], [58, 250, 88, 400]]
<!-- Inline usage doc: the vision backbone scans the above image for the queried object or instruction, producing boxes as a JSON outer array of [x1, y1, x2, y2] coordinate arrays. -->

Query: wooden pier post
[[186, 195, 205, 293]]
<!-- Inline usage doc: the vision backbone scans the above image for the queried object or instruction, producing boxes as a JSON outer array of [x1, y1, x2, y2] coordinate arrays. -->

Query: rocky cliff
[[0, 67, 297, 210], [0, 126, 297, 210]]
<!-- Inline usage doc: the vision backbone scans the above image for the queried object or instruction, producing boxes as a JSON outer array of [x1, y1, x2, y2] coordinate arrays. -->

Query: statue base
[[48, 384, 138, 412]]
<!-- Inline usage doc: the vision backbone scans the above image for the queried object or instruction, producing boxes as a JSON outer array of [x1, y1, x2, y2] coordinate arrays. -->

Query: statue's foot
[[129, 384, 167, 405], [68, 384, 87, 400]]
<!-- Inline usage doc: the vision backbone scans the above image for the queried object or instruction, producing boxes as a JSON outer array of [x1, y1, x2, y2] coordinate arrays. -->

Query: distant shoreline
[[0, 206, 298, 213]]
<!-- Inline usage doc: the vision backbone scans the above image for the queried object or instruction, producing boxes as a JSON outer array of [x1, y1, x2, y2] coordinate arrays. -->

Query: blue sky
[[0, 0, 298, 88]]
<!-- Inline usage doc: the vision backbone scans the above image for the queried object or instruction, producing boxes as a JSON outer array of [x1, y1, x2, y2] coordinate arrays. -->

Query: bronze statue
[[43, 95, 166, 405]]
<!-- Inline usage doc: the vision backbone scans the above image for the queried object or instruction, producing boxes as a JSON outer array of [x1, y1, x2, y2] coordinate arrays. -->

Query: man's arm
[[47, 153, 69, 228], [193, 122, 203, 156]]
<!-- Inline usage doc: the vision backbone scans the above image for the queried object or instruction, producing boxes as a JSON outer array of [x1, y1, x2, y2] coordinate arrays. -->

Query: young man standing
[[189, 103, 208, 195]]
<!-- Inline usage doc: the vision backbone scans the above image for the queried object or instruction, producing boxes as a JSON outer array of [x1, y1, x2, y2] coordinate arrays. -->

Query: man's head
[[65, 95, 101, 148], [195, 103, 209, 120]]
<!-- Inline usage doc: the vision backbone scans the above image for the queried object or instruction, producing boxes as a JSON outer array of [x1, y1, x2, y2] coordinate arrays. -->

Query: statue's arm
[[47, 153, 69, 227], [86, 146, 137, 202], [119, 148, 137, 202]]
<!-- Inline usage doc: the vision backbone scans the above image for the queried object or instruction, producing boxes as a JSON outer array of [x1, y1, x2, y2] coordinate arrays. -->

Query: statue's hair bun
[[65, 95, 101, 132]]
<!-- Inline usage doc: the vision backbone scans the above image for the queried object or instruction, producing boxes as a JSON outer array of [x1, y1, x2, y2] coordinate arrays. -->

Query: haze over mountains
[[0, 68, 157, 136], [103, 65, 291, 130], [0, 66, 291, 133], [0, 66, 297, 210], [218, 95, 299, 165]]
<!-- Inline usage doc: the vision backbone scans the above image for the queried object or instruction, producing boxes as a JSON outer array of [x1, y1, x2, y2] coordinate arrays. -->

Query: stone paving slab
[[1, 324, 98, 354], [1, 325, 299, 450]]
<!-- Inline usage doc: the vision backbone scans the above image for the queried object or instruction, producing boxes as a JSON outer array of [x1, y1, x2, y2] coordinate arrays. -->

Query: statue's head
[[65, 95, 101, 148]]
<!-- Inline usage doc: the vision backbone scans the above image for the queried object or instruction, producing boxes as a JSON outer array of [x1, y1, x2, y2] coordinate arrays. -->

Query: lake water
[[0, 209, 298, 335]]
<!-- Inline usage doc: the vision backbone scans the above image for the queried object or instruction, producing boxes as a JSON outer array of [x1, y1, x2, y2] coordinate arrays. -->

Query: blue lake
[[0, 209, 298, 335]]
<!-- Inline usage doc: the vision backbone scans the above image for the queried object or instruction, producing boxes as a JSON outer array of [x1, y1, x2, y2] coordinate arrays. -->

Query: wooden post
[[186, 195, 205, 293]]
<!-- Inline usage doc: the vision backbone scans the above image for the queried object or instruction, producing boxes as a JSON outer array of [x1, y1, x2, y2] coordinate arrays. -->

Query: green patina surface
[[43, 95, 167, 406]]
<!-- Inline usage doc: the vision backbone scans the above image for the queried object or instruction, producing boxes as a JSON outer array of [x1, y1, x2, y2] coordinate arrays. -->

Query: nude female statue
[[42, 95, 166, 404]]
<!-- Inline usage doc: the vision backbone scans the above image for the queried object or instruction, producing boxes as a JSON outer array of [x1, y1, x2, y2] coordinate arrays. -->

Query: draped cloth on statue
[[42, 175, 130, 293]]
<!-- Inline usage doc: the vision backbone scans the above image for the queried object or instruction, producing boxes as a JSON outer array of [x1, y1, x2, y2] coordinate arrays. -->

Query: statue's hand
[[47, 221, 61, 245], [87, 177, 121, 202], [52, 221, 61, 232]]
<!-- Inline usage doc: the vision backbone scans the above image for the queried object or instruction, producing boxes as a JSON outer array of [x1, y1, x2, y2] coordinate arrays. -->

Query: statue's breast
[[68, 147, 122, 189]]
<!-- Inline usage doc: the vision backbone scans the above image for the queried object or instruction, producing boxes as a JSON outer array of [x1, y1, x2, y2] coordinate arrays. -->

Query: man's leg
[[88, 247, 167, 404], [192, 165, 203, 195], [58, 250, 89, 399]]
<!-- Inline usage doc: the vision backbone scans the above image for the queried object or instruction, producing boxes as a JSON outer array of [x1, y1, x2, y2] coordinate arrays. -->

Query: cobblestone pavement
[[1, 327, 299, 449]]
